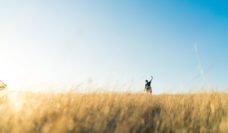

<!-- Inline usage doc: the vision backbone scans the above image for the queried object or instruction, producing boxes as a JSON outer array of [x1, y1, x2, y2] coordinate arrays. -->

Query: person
[[145, 76, 153, 94]]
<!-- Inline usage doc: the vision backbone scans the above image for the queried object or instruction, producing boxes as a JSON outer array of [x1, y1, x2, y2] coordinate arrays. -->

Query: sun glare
[[8, 92, 23, 113], [0, 65, 25, 90]]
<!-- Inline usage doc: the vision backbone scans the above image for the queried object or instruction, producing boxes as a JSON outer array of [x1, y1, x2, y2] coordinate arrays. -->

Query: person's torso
[[145, 81, 151, 87]]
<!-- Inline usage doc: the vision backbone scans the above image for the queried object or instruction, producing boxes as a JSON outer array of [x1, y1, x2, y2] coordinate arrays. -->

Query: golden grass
[[0, 91, 227, 133]]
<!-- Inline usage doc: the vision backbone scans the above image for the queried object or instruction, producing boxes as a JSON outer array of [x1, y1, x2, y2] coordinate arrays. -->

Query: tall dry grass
[[0, 91, 227, 133]]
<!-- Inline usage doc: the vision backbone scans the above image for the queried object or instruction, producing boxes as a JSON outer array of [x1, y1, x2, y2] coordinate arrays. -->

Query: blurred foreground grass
[[0, 91, 227, 133]]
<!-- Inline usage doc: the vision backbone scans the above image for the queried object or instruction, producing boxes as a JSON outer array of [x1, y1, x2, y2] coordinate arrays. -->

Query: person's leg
[[145, 86, 148, 93], [147, 88, 151, 94]]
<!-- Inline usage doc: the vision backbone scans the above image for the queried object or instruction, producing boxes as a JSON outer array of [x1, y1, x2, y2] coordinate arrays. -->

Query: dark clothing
[[145, 77, 153, 93], [145, 81, 151, 87]]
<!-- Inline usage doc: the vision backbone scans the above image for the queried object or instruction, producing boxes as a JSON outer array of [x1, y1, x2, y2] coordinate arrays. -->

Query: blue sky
[[0, 0, 228, 93]]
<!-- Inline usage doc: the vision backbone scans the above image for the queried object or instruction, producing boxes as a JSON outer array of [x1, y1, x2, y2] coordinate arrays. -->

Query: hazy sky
[[0, 0, 228, 93]]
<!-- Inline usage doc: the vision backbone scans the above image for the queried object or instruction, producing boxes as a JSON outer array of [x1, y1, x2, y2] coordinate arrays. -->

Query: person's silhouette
[[145, 76, 153, 94]]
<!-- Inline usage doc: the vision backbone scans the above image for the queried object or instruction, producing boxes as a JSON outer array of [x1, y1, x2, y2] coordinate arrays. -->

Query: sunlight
[[8, 92, 23, 113], [0, 69, 22, 90], [0, 56, 22, 90]]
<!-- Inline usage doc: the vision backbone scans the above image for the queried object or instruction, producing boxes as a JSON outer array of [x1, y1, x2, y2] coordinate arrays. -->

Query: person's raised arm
[[150, 76, 153, 82]]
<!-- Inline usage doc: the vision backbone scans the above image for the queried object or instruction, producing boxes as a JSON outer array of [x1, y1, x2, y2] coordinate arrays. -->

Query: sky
[[0, 0, 228, 93]]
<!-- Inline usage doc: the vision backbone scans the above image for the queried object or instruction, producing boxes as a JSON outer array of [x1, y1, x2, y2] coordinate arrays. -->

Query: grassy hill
[[0, 91, 227, 133]]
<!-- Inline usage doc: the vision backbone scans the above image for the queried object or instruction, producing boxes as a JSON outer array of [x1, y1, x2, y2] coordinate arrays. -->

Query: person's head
[[145, 80, 148, 83]]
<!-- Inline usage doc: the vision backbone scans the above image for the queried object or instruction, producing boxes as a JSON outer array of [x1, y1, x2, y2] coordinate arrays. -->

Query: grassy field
[[0, 91, 227, 133]]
